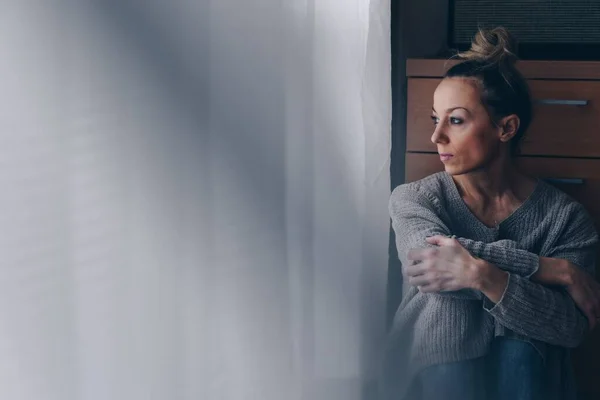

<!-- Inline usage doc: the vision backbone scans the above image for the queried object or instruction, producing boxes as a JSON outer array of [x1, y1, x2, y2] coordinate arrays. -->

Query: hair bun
[[457, 27, 518, 66]]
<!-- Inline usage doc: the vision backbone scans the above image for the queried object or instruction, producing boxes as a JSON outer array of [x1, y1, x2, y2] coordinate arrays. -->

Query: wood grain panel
[[407, 59, 600, 80], [406, 79, 438, 152]]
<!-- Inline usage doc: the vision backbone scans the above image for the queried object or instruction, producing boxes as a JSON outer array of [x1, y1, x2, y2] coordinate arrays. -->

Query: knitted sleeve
[[390, 184, 541, 298], [483, 202, 598, 348]]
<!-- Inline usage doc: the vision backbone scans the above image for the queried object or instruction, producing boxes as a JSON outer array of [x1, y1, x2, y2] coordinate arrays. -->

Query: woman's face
[[431, 77, 504, 175]]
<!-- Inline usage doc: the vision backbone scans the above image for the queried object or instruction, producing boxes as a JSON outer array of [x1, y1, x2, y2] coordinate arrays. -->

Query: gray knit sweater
[[381, 172, 598, 400]]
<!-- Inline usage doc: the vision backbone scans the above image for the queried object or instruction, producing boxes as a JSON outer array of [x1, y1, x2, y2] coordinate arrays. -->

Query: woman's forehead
[[433, 78, 482, 112]]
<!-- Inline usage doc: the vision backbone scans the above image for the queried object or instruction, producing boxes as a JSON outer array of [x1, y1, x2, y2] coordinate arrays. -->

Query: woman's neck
[[452, 158, 531, 203]]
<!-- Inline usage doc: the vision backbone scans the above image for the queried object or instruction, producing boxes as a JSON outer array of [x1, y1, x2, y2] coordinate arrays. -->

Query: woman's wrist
[[534, 257, 575, 286], [473, 259, 509, 303]]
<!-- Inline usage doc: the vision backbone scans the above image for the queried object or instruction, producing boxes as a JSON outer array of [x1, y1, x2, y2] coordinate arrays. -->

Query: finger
[[409, 273, 433, 287], [425, 235, 456, 247], [593, 304, 600, 330], [403, 262, 430, 278], [585, 309, 597, 330], [407, 248, 427, 261], [407, 247, 437, 261], [418, 282, 441, 293], [594, 301, 600, 317]]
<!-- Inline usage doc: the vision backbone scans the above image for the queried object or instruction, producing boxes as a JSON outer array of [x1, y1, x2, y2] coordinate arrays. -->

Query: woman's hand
[[404, 235, 481, 293], [565, 266, 600, 330]]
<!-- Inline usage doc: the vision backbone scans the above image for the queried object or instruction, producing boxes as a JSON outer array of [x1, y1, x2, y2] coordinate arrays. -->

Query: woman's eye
[[450, 117, 463, 125], [431, 116, 439, 125]]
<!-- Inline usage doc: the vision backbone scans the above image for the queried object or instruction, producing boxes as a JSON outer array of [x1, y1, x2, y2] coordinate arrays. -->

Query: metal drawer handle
[[536, 99, 589, 106], [543, 178, 585, 185]]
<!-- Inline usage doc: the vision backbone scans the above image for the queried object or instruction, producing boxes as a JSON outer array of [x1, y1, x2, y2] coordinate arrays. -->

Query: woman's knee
[[488, 338, 546, 400], [418, 358, 486, 400], [490, 338, 544, 370]]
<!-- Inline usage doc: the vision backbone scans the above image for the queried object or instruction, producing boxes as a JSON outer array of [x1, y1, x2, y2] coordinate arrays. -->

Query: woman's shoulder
[[390, 172, 448, 201], [389, 172, 451, 216], [537, 180, 589, 214], [535, 180, 596, 231]]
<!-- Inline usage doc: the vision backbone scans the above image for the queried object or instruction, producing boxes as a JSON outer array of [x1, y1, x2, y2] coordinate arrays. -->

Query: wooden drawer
[[405, 153, 600, 398], [407, 79, 600, 157]]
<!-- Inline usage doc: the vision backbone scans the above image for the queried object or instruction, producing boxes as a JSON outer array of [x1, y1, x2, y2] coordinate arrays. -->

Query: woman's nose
[[431, 124, 448, 145]]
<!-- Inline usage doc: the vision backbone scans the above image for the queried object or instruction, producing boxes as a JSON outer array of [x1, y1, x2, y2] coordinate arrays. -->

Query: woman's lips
[[439, 153, 454, 162]]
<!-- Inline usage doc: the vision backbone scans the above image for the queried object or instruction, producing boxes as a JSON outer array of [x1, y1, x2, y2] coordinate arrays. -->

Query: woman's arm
[[393, 184, 600, 344], [453, 237, 575, 285], [407, 230, 600, 345], [475, 204, 599, 347], [390, 185, 479, 299], [474, 256, 575, 297], [456, 237, 540, 278], [477, 265, 590, 347], [391, 184, 558, 285]]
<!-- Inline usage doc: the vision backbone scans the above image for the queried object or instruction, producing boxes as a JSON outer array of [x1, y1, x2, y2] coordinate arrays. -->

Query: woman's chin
[[443, 163, 469, 176], [443, 164, 459, 175]]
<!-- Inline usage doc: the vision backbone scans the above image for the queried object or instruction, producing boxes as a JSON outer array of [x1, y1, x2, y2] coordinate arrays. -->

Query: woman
[[382, 28, 600, 400]]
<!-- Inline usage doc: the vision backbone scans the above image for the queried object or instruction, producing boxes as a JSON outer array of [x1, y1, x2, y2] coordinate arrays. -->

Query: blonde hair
[[457, 27, 518, 66]]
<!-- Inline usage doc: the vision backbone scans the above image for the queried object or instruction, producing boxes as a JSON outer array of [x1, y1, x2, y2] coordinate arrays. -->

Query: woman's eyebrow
[[431, 106, 471, 115]]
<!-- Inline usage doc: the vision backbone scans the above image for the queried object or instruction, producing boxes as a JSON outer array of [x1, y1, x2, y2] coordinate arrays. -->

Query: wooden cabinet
[[404, 59, 600, 399]]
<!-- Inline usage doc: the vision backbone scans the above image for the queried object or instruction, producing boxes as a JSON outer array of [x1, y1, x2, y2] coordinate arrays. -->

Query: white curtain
[[0, 1, 391, 399]]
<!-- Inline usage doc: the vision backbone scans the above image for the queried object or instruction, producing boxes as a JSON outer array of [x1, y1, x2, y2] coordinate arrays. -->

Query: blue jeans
[[416, 338, 545, 400]]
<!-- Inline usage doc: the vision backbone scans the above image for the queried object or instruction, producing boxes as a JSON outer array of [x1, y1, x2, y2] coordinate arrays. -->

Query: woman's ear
[[498, 115, 520, 142]]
